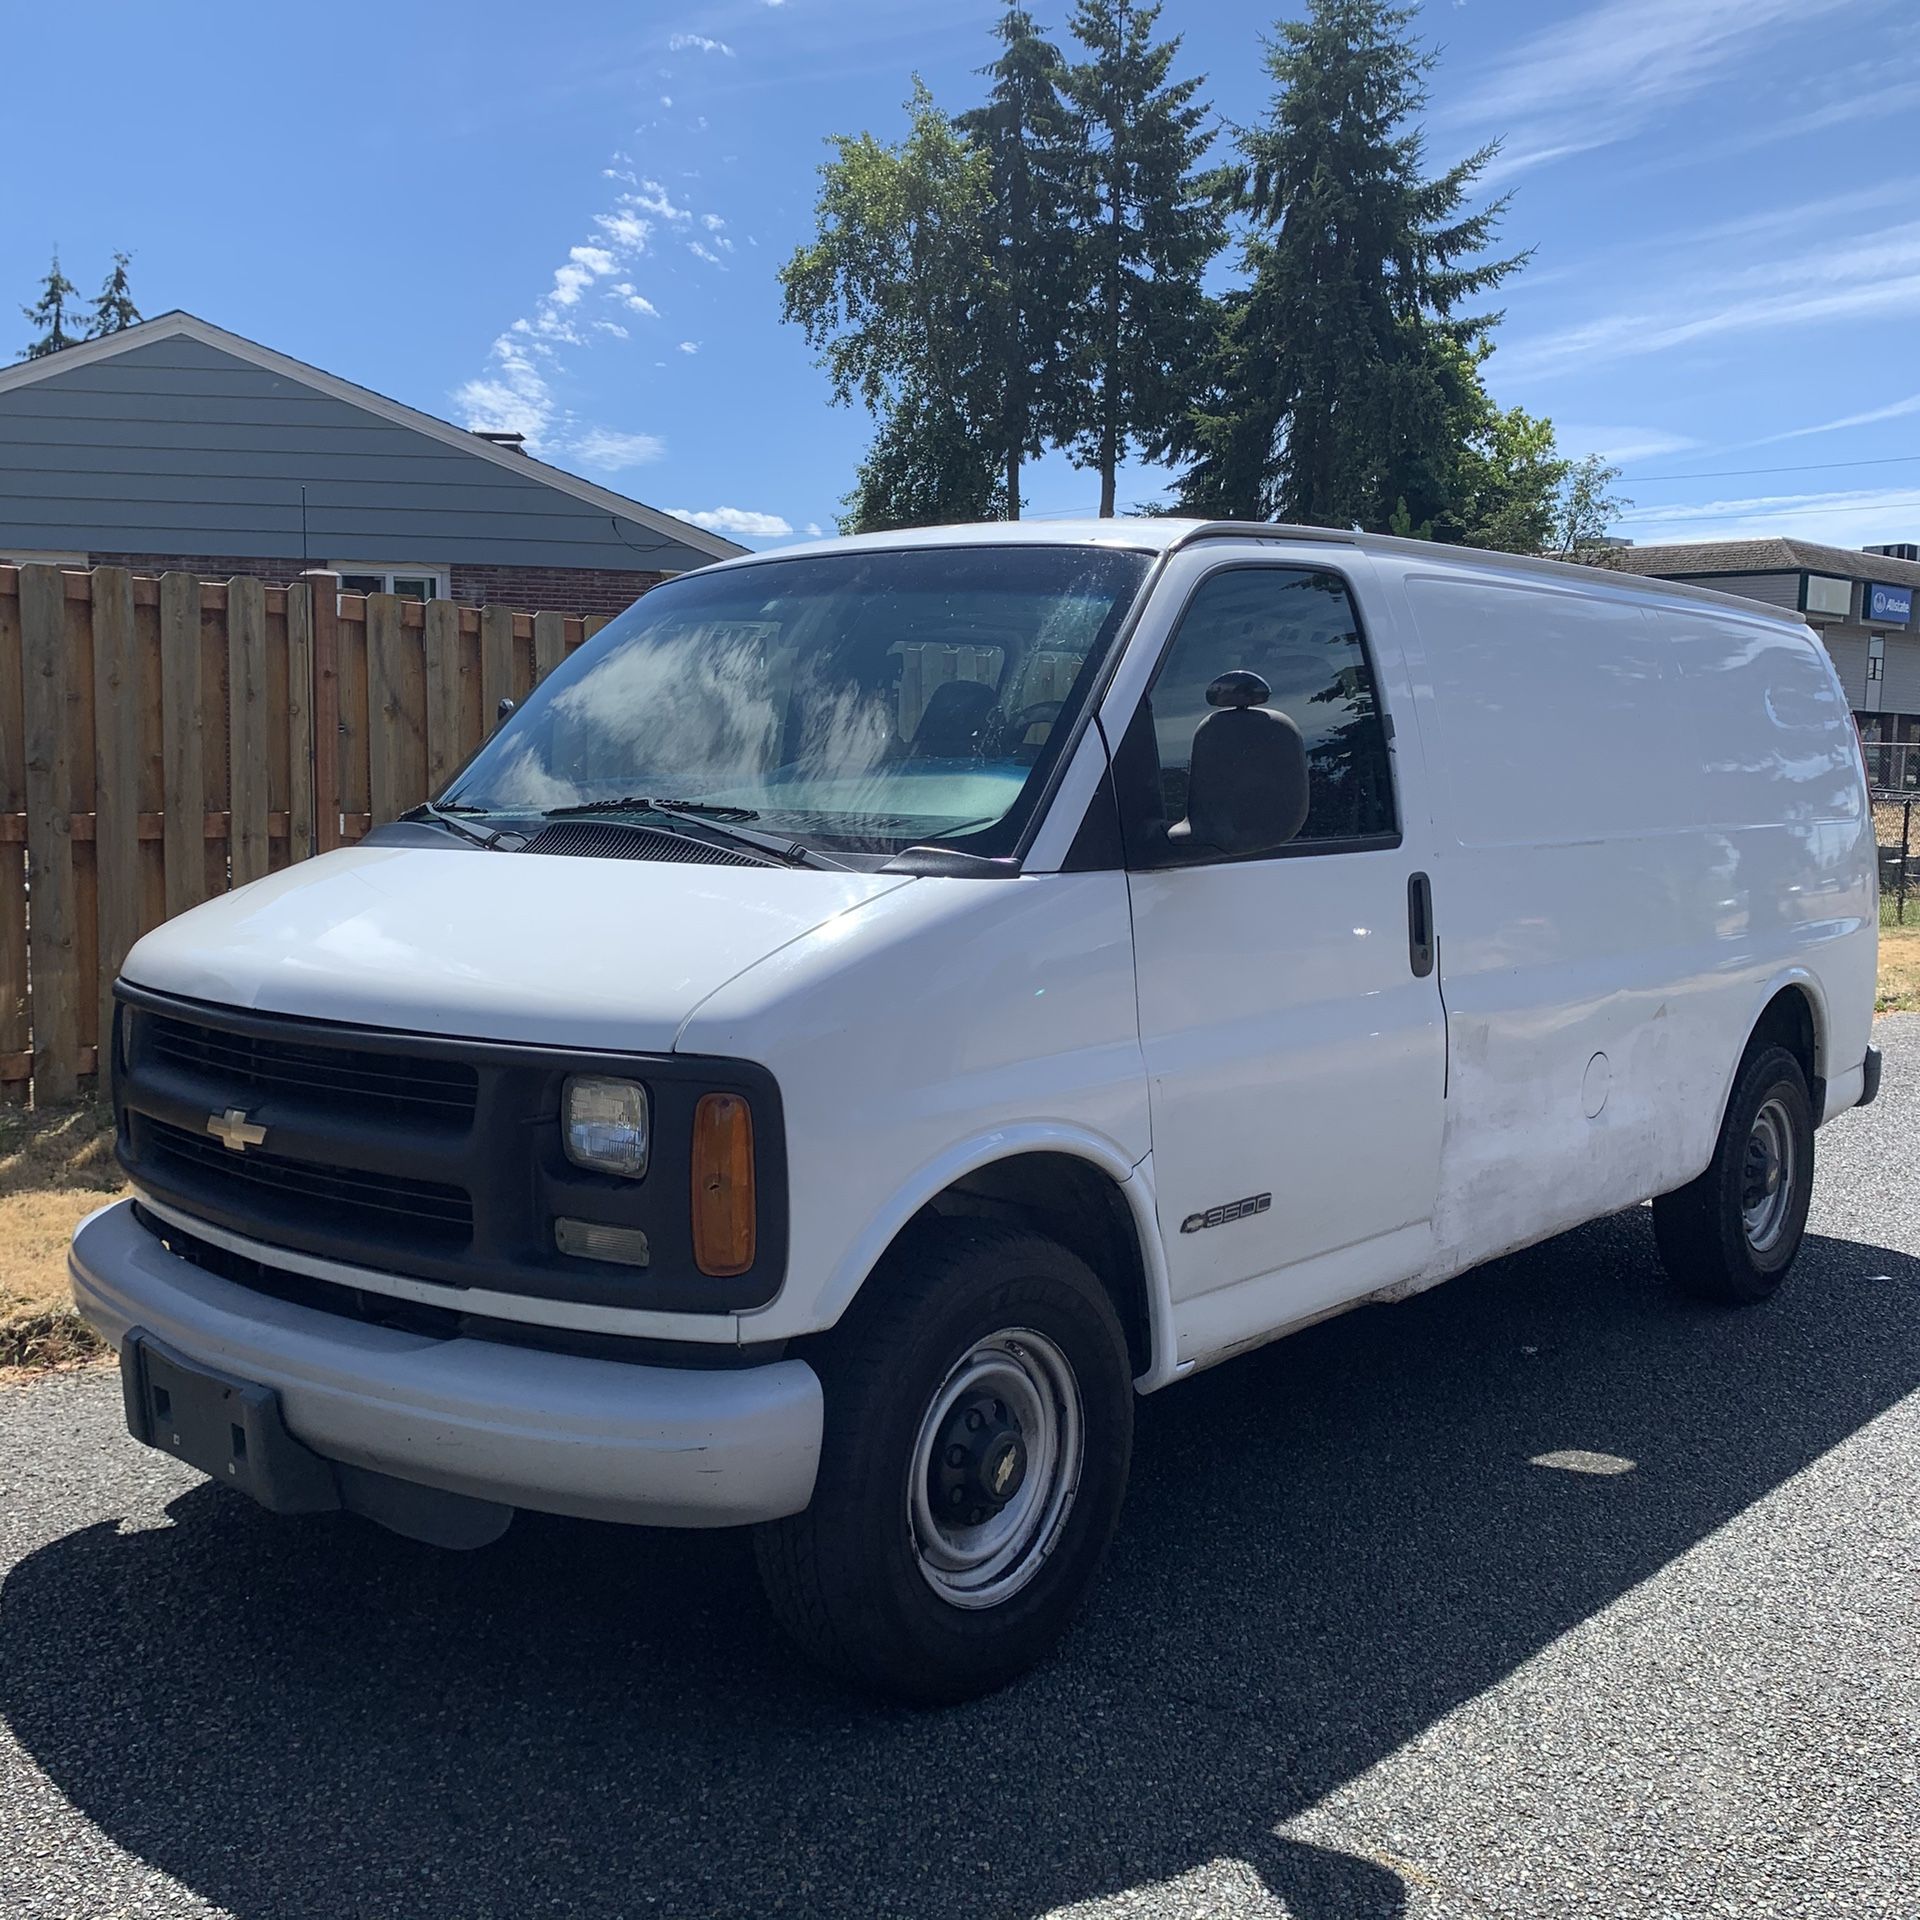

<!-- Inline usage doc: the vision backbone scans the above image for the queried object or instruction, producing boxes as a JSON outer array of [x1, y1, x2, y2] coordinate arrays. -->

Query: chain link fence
[[1876, 792, 1915, 927]]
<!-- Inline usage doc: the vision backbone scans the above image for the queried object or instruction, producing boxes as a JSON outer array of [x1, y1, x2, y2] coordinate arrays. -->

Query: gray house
[[0, 310, 744, 617]]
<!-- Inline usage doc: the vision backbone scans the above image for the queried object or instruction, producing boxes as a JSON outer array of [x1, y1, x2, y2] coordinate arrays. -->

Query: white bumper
[[69, 1199, 823, 1529]]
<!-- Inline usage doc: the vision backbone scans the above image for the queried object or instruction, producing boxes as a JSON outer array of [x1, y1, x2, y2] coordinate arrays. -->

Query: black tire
[[754, 1218, 1133, 1706], [1653, 1043, 1815, 1304]]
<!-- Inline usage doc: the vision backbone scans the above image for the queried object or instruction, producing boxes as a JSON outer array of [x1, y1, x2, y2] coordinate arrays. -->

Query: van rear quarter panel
[[1387, 560, 1875, 1282]]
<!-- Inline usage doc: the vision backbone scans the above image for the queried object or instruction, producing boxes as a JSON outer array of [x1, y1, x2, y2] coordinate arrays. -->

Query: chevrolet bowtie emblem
[[206, 1107, 267, 1153]]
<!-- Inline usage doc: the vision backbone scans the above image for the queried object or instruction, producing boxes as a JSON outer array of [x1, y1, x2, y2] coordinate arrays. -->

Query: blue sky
[[6, 0, 1919, 551]]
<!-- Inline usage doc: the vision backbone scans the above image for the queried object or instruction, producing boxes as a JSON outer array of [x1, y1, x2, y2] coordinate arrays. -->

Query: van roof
[[707, 519, 1805, 626]]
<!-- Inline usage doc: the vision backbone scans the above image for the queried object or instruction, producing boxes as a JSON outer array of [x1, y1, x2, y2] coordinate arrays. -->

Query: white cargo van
[[71, 521, 1881, 1701]]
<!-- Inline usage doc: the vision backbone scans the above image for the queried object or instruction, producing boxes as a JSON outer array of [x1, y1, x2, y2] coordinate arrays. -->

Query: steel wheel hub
[[907, 1329, 1083, 1611], [1741, 1096, 1795, 1254]]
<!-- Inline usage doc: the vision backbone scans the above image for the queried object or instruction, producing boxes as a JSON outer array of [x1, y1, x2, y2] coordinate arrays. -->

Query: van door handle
[[1407, 872, 1435, 978]]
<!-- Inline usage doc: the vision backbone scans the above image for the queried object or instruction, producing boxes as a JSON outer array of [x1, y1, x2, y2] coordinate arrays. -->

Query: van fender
[[808, 1125, 1180, 1393], [1707, 964, 1831, 1142]]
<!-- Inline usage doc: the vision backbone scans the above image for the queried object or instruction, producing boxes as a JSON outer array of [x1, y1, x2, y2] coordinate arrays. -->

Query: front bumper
[[70, 1199, 823, 1530]]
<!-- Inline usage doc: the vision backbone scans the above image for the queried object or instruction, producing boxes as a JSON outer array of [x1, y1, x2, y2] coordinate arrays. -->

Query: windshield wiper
[[539, 796, 840, 870], [402, 801, 508, 850]]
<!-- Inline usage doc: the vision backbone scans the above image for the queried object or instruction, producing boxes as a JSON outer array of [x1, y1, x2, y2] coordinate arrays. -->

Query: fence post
[[1902, 799, 1912, 927], [91, 566, 142, 1073], [302, 572, 341, 854], [19, 565, 76, 1103]]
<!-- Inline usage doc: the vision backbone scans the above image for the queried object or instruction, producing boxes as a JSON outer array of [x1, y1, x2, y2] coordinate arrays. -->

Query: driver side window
[[1123, 566, 1397, 861]]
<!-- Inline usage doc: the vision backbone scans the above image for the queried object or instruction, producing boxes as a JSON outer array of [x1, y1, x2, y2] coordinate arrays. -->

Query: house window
[[332, 563, 449, 602]]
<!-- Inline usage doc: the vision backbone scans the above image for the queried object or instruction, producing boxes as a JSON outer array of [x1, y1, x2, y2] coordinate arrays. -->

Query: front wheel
[[754, 1220, 1133, 1705], [1653, 1043, 1815, 1304]]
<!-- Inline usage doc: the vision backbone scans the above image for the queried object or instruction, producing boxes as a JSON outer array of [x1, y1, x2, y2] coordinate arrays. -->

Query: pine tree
[[1060, 0, 1220, 517], [1172, 0, 1524, 529], [954, 8, 1076, 520], [21, 250, 81, 360], [88, 251, 141, 337]]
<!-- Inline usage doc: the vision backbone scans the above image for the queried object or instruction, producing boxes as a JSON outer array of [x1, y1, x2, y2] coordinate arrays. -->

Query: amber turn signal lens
[[691, 1093, 755, 1277]]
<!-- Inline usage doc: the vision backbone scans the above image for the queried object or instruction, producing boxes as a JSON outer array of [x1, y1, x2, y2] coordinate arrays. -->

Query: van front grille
[[136, 1114, 473, 1249], [139, 1009, 478, 1126]]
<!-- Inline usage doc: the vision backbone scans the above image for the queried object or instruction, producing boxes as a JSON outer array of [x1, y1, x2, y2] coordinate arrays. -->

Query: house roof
[[1619, 536, 1920, 590], [0, 311, 746, 563]]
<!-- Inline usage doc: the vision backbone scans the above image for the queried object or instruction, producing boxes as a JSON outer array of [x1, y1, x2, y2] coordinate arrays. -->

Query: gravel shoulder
[[1, 1018, 1915, 1920]]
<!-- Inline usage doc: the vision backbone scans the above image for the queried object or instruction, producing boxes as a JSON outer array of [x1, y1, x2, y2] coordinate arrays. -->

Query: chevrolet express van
[[71, 520, 1882, 1702]]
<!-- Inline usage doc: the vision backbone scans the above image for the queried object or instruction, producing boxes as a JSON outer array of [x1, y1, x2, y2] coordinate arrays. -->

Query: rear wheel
[[1653, 1043, 1814, 1304], [754, 1219, 1133, 1705]]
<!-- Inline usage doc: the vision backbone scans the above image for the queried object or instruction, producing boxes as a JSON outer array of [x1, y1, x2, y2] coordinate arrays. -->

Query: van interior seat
[[911, 679, 1001, 757]]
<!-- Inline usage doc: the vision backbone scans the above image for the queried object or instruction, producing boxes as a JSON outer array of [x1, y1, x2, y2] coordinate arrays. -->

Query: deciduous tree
[[782, 83, 1006, 531]]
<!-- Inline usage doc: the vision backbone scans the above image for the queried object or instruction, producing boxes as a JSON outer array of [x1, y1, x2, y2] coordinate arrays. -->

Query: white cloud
[[1496, 218, 1920, 384], [669, 507, 794, 536], [678, 340, 700, 354], [687, 241, 725, 266], [1759, 392, 1920, 444], [660, 94, 673, 107], [804, 522, 825, 538], [455, 336, 557, 450], [1553, 426, 1701, 466], [669, 32, 734, 54], [629, 178, 691, 223], [1619, 483, 1920, 550], [595, 208, 652, 249], [456, 150, 680, 462], [573, 428, 668, 471], [1450, 0, 1865, 180], [701, 212, 727, 231]]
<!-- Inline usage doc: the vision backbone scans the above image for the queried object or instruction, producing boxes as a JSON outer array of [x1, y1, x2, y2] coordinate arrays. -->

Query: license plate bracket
[[120, 1328, 341, 1515]]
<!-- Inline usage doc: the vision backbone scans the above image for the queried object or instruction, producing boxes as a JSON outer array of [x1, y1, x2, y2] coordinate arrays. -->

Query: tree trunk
[[1099, 123, 1124, 518], [1007, 444, 1021, 521]]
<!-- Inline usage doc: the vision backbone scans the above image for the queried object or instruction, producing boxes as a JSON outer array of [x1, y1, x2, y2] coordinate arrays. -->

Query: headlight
[[562, 1076, 650, 1178]]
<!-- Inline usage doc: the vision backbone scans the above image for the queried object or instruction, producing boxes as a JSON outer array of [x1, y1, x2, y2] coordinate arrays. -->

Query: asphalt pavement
[[2, 1018, 1915, 1919]]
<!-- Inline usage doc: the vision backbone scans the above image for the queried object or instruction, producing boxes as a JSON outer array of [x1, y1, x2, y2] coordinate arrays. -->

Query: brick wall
[[448, 563, 665, 617], [88, 551, 307, 588], [81, 551, 667, 619]]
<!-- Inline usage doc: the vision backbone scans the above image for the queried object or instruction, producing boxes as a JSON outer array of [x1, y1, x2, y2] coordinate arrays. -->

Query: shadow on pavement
[[3, 1213, 1915, 1919]]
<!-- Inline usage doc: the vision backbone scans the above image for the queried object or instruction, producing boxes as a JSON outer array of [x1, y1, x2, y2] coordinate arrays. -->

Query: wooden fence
[[0, 565, 605, 1105]]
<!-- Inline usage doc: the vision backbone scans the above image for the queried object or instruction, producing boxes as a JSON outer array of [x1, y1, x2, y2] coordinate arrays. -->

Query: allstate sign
[[1865, 581, 1913, 624]]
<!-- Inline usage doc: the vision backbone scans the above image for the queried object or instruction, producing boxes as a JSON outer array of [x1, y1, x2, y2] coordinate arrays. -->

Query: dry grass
[[0, 1100, 125, 1373], [1880, 924, 1920, 1014]]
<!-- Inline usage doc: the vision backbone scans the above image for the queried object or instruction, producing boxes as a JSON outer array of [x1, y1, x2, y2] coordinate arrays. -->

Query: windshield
[[440, 544, 1154, 860]]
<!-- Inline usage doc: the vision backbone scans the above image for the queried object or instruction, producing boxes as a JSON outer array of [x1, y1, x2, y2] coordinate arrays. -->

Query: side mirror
[[1171, 671, 1309, 857]]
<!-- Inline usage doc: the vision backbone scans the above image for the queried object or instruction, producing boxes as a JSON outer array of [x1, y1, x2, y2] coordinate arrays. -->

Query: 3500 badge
[[1180, 1192, 1273, 1234]]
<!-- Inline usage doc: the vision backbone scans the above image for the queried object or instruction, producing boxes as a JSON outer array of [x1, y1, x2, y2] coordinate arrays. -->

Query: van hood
[[120, 845, 914, 1054]]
